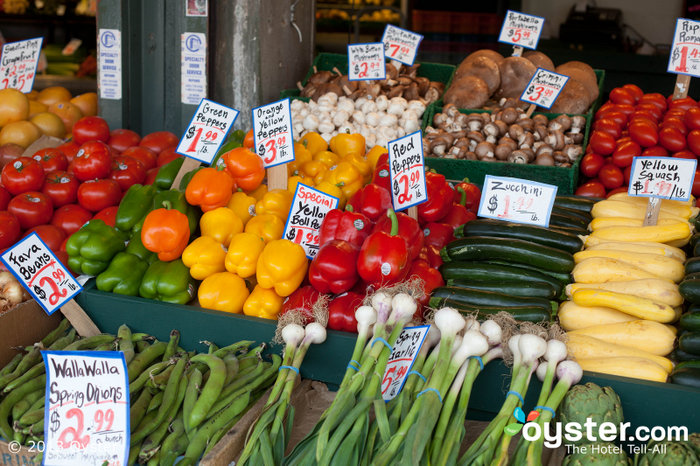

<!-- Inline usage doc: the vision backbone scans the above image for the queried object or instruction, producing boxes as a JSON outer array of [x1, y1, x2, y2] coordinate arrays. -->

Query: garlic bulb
[[337, 97, 354, 114]]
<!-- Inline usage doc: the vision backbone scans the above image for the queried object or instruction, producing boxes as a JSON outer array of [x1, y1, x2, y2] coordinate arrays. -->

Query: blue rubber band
[[349, 359, 361, 367], [416, 388, 443, 403], [372, 337, 392, 350], [279, 365, 299, 374], [507, 390, 524, 405], [407, 370, 426, 382], [346, 363, 359, 371], [469, 356, 484, 371], [535, 406, 556, 417]]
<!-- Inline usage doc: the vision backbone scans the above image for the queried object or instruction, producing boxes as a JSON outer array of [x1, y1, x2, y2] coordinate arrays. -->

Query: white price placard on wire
[[668, 18, 700, 77], [348, 43, 386, 80], [498, 10, 545, 50], [176, 98, 239, 164], [382, 325, 430, 401], [628, 156, 697, 202], [478, 175, 558, 228], [381, 24, 423, 66], [283, 183, 340, 259], [0, 37, 42, 93], [388, 130, 427, 211], [520, 68, 569, 109], [252, 98, 295, 168]]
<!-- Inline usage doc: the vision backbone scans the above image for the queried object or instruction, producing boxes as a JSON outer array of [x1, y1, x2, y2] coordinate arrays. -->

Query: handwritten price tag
[[0, 37, 42, 93], [176, 98, 239, 165], [97, 29, 122, 100], [478, 175, 558, 227], [252, 98, 295, 168], [628, 156, 696, 201], [498, 10, 545, 50], [668, 18, 700, 77], [388, 130, 427, 211], [382, 325, 429, 401], [348, 43, 386, 81], [42, 351, 129, 466], [381, 24, 423, 66], [0, 233, 81, 315], [520, 68, 569, 109], [284, 183, 339, 258]]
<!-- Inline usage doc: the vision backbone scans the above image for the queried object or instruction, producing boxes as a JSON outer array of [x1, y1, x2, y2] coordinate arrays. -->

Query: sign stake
[[60, 299, 101, 337], [171, 158, 201, 190]]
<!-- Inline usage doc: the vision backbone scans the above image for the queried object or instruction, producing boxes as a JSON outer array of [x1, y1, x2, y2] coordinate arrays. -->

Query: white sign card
[[348, 43, 386, 81], [388, 130, 428, 211], [176, 98, 239, 164], [498, 10, 545, 50], [251, 98, 295, 168], [628, 156, 697, 202], [0, 37, 42, 93], [381, 325, 430, 401], [42, 351, 129, 466], [97, 29, 122, 100], [520, 68, 570, 109], [180, 32, 207, 105], [478, 175, 558, 228], [668, 18, 700, 77], [0, 233, 81, 315], [381, 24, 423, 66], [284, 183, 340, 259]]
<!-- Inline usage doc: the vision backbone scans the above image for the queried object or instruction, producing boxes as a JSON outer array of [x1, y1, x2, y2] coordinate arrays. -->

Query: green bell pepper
[[154, 157, 185, 191], [95, 252, 150, 296], [125, 234, 156, 263], [115, 184, 156, 235], [65, 219, 127, 276], [139, 259, 196, 304]]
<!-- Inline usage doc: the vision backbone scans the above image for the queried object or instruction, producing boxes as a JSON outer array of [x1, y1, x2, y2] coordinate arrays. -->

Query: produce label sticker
[[628, 156, 696, 202], [0, 37, 42, 93], [284, 183, 339, 259], [252, 98, 295, 168], [97, 29, 122, 100], [180, 32, 207, 105], [520, 68, 569, 109], [498, 10, 545, 50], [478, 175, 558, 228], [381, 24, 423, 66], [382, 325, 430, 401], [42, 350, 129, 466], [388, 130, 428, 211], [0, 233, 81, 316], [176, 98, 238, 165], [348, 43, 386, 81], [668, 18, 700, 77]]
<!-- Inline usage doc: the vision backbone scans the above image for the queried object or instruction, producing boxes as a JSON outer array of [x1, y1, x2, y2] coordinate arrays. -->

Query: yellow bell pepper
[[314, 180, 346, 208], [343, 152, 372, 182], [300, 160, 328, 180], [198, 271, 249, 314], [288, 175, 304, 194], [366, 144, 388, 169], [255, 189, 293, 220], [299, 131, 328, 155], [256, 239, 308, 297], [287, 143, 313, 175], [243, 285, 284, 319], [182, 236, 227, 280], [249, 184, 268, 201], [313, 150, 340, 168], [244, 214, 284, 242], [227, 191, 257, 226], [330, 133, 366, 157], [225, 232, 266, 278], [199, 207, 243, 245], [323, 161, 364, 200]]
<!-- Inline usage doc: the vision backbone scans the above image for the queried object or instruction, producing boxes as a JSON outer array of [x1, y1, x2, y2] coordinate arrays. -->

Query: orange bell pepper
[[141, 206, 190, 262], [223, 147, 265, 192], [243, 129, 255, 149], [185, 167, 235, 212], [300, 131, 328, 155], [330, 133, 366, 157]]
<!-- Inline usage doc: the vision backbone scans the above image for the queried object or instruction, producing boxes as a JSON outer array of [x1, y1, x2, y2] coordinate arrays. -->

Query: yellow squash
[[566, 333, 673, 373], [558, 301, 636, 331], [571, 289, 676, 323], [574, 357, 668, 383], [566, 279, 682, 307], [607, 192, 698, 215], [573, 249, 684, 282], [588, 216, 683, 232], [572, 257, 659, 283], [588, 222, 692, 244], [568, 320, 676, 356], [584, 240, 686, 262], [591, 199, 691, 221]]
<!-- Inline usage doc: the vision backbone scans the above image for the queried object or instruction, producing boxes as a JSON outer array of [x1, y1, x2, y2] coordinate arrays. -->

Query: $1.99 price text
[[478, 175, 558, 228], [176, 99, 239, 165]]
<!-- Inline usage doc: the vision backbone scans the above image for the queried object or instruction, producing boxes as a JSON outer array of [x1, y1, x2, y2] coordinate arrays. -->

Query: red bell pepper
[[418, 244, 444, 269], [372, 156, 391, 191], [443, 187, 477, 229], [327, 291, 364, 333], [280, 285, 323, 324], [357, 209, 410, 287], [418, 171, 453, 224], [423, 222, 454, 249], [452, 179, 482, 213], [407, 259, 445, 315], [372, 210, 424, 261], [347, 183, 392, 222], [318, 206, 372, 249], [308, 239, 360, 294]]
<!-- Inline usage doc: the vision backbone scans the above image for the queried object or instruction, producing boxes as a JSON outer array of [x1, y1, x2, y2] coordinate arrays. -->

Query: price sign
[[628, 156, 696, 201], [478, 175, 558, 227], [498, 10, 545, 50], [42, 351, 129, 466], [388, 130, 427, 211], [668, 18, 700, 77], [0, 37, 42, 93], [97, 29, 122, 100], [252, 98, 295, 168], [176, 98, 239, 164], [381, 325, 429, 401], [381, 24, 423, 66], [348, 43, 386, 81], [0, 233, 81, 316], [520, 68, 569, 109], [180, 32, 207, 105], [283, 183, 339, 258]]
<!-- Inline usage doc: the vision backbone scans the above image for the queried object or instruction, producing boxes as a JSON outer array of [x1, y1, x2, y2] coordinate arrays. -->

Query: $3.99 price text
[[258, 134, 288, 165]]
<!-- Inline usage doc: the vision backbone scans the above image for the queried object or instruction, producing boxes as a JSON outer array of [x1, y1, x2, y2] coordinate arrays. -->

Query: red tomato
[[630, 111, 658, 125], [31, 148, 68, 174], [580, 153, 605, 178], [609, 87, 636, 106], [0, 187, 10, 210], [56, 141, 80, 163], [606, 186, 629, 197], [576, 180, 606, 198], [1, 157, 45, 195], [661, 117, 687, 135], [635, 103, 663, 121], [613, 103, 635, 117], [659, 126, 686, 152], [595, 102, 617, 120], [7, 191, 53, 229], [0, 211, 21, 249], [121, 146, 157, 171], [25, 224, 66, 252], [629, 120, 658, 147], [685, 108, 700, 131], [693, 169, 700, 197], [598, 164, 624, 190], [589, 131, 616, 155], [623, 165, 632, 184], [157, 147, 180, 167], [139, 131, 178, 153], [144, 167, 158, 185], [674, 150, 697, 160], [622, 84, 643, 102], [41, 171, 79, 207], [70, 141, 113, 181], [611, 140, 641, 168], [77, 179, 122, 212], [110, 156, 146, 191], [602, 111, 628, 128], [92, 205, 119, 227], [593, 119, 621, 139], [687, 130, 700, 156], [72, 116, 111, 145], [639, 93, 667, 112], [641, 145, 668, 157], [108, 128, 141, 153], [51, 204, 93, 236], [669, 96, 697, 111]]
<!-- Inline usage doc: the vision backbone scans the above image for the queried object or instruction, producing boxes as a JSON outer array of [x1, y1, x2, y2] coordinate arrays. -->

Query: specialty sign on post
[[668, 18, 700, 77], [477, 175, 558, 228], [628, 156, 696, 202], [0, 37, 43, 92]]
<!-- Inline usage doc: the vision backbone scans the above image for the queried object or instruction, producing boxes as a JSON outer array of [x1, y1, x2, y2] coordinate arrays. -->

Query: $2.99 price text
[[48, 408, 116, 450], [388, 130, 427, 211], [348, 42, 386, 81]]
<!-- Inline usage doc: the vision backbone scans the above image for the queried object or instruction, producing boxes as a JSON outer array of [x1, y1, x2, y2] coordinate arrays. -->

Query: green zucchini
[[442, 236, 575, 274], [672, 348, 700, 362], [548, 224, 589, 236], [549, 212, 589, 230], [430, 286, 553, 312], [438, 261, 563, 295], [554, 195, 600, 213], [551, 205, 593, 225], [457, 219, 583, 254], [485, 260, 572, 284], [675, 360, 700, 371], [446, 279, 557, 299], [689, 232, 700, 251], [679, 279, 700, 303], [693, 241, 700, 258], [680, 311, 700, 331], [679, 332, 700, 356], [429, 298, 550, 322], [685, 257, 700, 275], [684, 272, 700, 282], [670, 367, 700, 389]]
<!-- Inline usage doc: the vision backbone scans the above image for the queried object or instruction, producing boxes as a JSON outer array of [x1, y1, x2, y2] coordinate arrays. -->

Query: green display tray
[[75, 280, 700, 434]]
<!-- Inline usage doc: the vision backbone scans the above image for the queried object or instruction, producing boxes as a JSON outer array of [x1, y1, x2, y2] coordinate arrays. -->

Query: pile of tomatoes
[[577, 84, 700, 202], [0, 115, 180, 259]]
